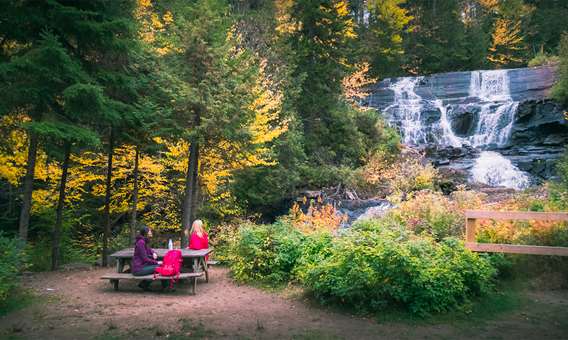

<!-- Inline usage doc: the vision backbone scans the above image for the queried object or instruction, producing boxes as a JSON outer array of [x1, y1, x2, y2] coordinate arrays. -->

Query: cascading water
[[385, 77, 428, 145], [471, 151, 530, 189], [466, 70, 519, 147], [381, 69, 531, 189]]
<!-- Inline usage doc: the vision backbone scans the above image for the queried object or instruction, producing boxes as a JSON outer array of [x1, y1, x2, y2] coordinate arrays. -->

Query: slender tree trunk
[[19, 132, 38, 242], [130, 145, 140, 243], [181, 141, 199, 248], [52, 143, 71, 271], [8, 182, 13, 215], [102, 129, 114, 267]]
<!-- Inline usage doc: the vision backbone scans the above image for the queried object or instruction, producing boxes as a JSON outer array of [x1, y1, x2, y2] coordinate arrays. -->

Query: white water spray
[[471, 151, 530, 189]]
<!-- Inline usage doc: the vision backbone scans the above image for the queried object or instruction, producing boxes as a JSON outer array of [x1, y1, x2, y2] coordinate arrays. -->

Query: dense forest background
[[1, 0, 567, 271]]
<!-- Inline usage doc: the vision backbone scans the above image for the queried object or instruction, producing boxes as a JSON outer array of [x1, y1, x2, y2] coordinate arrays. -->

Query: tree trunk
[[181, 141, 199, 248], [19, 132, 38, 242], [181, 107, 202, 247], [130, 145, 140, 243], [102, 129, 114, 267], [51, 143, 71, 271]]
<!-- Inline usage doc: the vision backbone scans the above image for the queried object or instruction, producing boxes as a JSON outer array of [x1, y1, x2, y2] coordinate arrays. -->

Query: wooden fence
[[465, 210, 568, 256]]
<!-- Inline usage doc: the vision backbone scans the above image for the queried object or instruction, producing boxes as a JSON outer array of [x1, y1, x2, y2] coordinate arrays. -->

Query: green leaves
[[0, 233, 27, 304], [227, 218, 496, 316], [63, 84, 105, 119], [26, 121, 100, 147], [229, 221, 304, 284], [296, 223, 495, 316]]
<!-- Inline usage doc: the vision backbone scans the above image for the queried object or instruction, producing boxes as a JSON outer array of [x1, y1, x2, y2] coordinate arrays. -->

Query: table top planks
[[110, 248, 213, 259]]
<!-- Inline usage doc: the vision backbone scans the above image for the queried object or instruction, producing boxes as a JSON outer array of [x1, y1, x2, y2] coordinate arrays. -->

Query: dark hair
[[139, 226, 151, 237]]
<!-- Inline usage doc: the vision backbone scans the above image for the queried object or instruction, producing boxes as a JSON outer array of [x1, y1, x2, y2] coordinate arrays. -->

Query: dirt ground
[[1, 266, 568, 339]]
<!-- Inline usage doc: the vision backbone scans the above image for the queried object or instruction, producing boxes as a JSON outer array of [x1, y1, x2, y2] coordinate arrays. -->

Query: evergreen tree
[[524, 0, 568, 56], [0, 31, 92, 242], [286, 0, 370, 165], [0, 1, 142, 269], [153, 0, 271, 243], [356, 0, 413, 77], [402, 0, 472, 74], [552, 33, 568, 106]]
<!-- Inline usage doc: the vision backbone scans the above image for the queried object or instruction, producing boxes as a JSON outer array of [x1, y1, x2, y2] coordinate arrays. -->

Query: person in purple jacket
[[132, 226, 163, 291]]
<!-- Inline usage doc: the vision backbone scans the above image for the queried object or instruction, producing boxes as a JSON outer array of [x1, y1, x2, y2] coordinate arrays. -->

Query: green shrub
[[528, 52, 560, 67], [293, 232, 334, 282], [229, 221, 304, 284], [388, 191, 464, 240], [296, 221, 496, 316], [0, 233, 27, 304], [209, 223, 239, 264]]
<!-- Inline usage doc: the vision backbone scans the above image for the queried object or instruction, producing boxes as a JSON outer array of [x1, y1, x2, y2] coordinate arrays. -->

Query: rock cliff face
[[362, 65, 567, 187]]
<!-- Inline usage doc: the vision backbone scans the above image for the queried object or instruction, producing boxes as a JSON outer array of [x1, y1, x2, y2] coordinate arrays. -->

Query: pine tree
[[356, 0, 413, 77], [484, 0, 532, 68], [151, 0, 276, 243], [403, 0, 471, 74], [0, 31, 91, 242], [0, 1, 143, 269]]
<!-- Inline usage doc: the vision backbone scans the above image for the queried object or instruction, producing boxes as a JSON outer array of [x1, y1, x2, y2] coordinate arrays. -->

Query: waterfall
[[381, 69, 532, 189], [384, 77, 428, 145], [466, 70, 519, 147], [384, 69, 520, 148], [432, 99, 463, 147], [471, 151, 530, 189]]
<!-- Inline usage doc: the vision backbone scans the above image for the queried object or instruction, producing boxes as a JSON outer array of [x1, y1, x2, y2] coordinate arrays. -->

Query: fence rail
[[464, 210, 568, 256]]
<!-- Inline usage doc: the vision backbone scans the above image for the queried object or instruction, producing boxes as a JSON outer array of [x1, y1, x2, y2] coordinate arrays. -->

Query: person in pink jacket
[[188, 220, 209, 260]]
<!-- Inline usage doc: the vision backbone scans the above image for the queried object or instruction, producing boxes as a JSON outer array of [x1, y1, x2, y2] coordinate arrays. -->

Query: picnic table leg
[[192, 258, 198, 273], [200, 257, 209, 283], [111, 279, 119, 291], [116, 258, 125, 273], [191, 277, 196, 295]]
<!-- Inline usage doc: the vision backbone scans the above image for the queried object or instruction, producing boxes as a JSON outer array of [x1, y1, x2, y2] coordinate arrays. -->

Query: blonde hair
[[191, 219, 205, 236]]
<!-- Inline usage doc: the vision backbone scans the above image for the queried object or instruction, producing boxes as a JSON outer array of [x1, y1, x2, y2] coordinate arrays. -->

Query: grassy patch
[[0, 289, 36, 318], [374, 281, 525, 326]]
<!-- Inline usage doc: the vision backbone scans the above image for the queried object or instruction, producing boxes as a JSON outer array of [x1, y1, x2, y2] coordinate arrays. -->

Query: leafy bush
[[293, 232, 334, 282], [390, 191, 462, 240], [209, 223, 239, 263], [229, 221, 304, 284], [296, 221, 495, 316], [0, 234, 27, 304], [27, 208, 97, 270], [528, 52, 560, 67], [387, 189, 486, 240]]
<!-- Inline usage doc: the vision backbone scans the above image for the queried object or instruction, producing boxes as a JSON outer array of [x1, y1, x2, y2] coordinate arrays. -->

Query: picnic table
[[101, 247, 213, 294]]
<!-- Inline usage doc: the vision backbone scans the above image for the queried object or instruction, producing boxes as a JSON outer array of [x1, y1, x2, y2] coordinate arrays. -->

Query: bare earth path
[[1, 267, 567, 339]]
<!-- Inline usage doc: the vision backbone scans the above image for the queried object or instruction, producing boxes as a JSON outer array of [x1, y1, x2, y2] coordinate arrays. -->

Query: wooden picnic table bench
[[101, 247, 213, 293], [101, 272, 203, 294]]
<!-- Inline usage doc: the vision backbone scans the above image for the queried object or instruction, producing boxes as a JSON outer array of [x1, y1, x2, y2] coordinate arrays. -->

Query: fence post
[[466, 217, 476, 243]]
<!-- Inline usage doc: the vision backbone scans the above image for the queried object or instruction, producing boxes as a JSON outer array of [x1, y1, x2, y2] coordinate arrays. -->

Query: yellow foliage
[[286, 197, 346, 234], [362, 149, 438, 202], [342, 62, 377, 107], [487, 18, 526, 66]]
